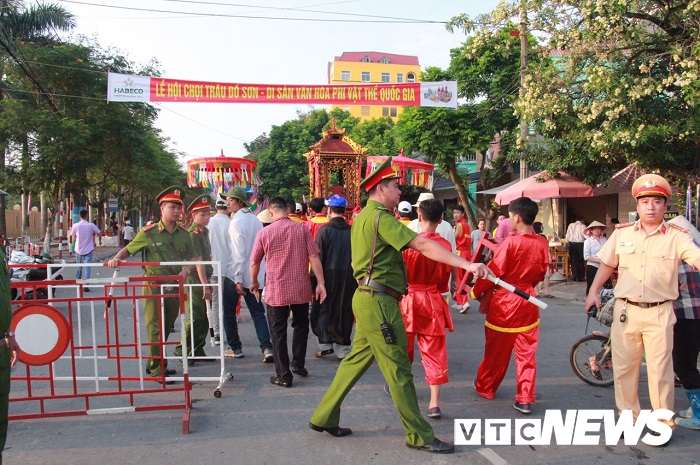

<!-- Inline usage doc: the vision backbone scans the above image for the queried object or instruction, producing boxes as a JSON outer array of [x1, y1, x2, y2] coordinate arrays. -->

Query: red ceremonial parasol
[[365, 149, 435, 189], [186, 150, 262, 192], [495, 171, 593, 205], [186, 150, 264, 210]]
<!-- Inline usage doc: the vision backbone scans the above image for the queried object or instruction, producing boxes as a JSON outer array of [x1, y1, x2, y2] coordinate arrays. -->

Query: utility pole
[[519, 0, 530, 180]]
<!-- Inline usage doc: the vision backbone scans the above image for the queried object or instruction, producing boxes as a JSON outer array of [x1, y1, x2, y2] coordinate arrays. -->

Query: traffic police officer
[[309, 157, 491, 454], [108, 186, 196, 378], [174, 194, 213, 358], [1, 246, 20, 460], [586, 174, 700, 434]]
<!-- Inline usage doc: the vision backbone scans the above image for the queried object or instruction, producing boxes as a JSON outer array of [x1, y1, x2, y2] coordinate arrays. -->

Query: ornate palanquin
[[304, 118, 365, 208]]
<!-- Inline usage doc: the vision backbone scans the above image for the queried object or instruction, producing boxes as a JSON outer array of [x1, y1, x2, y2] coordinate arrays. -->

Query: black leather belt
[[624, 299, 669, 308], [357, 277, 404, 302]]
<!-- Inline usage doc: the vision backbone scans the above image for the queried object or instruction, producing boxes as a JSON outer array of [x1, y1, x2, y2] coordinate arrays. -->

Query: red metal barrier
[[9, 273, 195, 434]]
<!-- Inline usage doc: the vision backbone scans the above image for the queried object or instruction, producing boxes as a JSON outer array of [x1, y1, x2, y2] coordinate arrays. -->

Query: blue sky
[[57, 0, 500, 162]]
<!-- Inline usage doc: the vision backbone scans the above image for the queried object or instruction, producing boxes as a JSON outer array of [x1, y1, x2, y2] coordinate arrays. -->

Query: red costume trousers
[[406, 332, 448, 385], [475, 325, 538, 403], [453, 249, 471, 306]]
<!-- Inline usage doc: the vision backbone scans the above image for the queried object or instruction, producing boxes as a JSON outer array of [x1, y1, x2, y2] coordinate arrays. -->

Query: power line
[[154, 102, 250, 143], [57, 0, 445, 24], [1, 85, 251, 144], [12, 57, 106, 74], [160, 0, 442, 23], [0, 85, 105, 101]]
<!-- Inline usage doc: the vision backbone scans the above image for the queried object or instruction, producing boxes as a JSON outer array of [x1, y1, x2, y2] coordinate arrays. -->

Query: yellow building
[[328, 51, 421, 120]]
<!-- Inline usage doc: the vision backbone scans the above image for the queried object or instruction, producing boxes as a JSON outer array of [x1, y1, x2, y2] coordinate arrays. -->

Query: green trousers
[[310, 290, 435, 446], [143, 286, 180, 376], [174, 283, 208, 357], [0, 345, 10, 454]]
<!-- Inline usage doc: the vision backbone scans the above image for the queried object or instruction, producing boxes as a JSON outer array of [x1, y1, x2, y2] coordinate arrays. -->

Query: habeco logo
[[113, 77, 144, 95], [454, 409, 673, 446]]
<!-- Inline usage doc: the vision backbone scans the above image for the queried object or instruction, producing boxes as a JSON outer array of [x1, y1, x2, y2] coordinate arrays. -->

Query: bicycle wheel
[[569, 334, 614, 387]]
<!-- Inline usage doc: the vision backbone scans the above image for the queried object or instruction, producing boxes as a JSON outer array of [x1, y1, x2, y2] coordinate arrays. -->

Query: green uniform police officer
[[108, 186, 196, 378], [309, 157, 492, 454], [1, 246, 20, 461], [174, 194, 213, 358]]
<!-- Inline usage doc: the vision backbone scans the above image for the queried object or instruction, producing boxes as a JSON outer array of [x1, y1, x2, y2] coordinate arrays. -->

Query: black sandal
[[315, 349, 334, 358]]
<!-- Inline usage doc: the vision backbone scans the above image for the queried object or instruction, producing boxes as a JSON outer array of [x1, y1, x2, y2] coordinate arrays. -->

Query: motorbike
[[9, 250, 65, 300]]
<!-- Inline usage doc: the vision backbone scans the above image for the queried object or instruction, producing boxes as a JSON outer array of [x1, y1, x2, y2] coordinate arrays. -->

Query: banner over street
[[107, 72, 457, 108]]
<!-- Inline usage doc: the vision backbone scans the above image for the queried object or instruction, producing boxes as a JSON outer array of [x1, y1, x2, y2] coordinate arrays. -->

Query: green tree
[[397, 27, 538, 227], [0, 0, 74, 236], [257, 109, 330, 201], [450, 1, 700, 185], [2, 37, 182, 243], [397, 105, 493, 227], [350, 117, 400, 155]]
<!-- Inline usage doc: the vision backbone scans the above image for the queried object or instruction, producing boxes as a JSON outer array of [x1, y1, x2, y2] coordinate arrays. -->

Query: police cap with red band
[[157, 186, 185, 205], [188, 194, 212, 213], [631, 174, 671, 200]]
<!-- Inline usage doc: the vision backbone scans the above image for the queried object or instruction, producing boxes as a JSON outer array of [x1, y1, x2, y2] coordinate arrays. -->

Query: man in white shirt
[[206, 193, 234, 347], [565, 217, 587, 282], [407, 193, 456, 252], [227, 187, 274, 363], [70, 209, 102, 286], [122, 220, 135, 246]]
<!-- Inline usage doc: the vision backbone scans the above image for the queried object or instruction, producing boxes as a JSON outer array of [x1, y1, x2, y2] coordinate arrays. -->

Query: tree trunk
[[21, 137, 30, 236], [445, 159, 477, 229], [0, 145, 6, 238]]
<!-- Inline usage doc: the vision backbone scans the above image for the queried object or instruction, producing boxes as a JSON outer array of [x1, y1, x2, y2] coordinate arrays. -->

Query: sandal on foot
[[315, 349, 334, 358]]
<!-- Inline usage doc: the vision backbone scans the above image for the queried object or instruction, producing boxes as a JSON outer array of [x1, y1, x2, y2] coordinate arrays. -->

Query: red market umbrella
[[495, 171, 593, 205]]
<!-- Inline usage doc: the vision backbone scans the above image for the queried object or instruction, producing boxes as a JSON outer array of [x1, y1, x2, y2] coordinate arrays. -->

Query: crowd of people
[[4, 168, 700, 460]]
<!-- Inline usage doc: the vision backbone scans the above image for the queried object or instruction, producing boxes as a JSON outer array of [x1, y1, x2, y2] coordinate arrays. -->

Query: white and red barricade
[[8, 260, 231, 434]]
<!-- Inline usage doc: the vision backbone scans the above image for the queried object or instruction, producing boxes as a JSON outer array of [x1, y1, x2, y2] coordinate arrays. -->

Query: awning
[[476, 177, 524, 195], [432, 172, 481, 191], [593, 165, 645, 196]]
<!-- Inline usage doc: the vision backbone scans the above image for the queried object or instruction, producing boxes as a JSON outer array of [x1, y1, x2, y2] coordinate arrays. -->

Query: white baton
[[485, 275, 548, 310]]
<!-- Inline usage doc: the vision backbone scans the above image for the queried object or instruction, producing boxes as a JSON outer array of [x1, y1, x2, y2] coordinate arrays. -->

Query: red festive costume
[[400, 232, 454, 385], [453, 218, 472, 306], [470, 233, 549, 403], [306, 216, 329, 240]]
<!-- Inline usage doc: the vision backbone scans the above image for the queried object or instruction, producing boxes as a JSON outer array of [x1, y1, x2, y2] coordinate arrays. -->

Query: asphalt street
[[5, 253, 699, 465]]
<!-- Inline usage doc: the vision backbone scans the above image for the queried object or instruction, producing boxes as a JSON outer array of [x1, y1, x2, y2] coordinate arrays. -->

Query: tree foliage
[[1, 32, 182, 234], [450, 0, 700, 184], [397, 28, 538, 226], [256, 109, 330, 201]]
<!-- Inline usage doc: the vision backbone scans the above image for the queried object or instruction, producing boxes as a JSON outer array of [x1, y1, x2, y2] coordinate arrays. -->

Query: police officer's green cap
[[360, 156, 400, 192], [188, 194, 212, 213], [157, 186, 185, 205], [225, 187, 251, 207]]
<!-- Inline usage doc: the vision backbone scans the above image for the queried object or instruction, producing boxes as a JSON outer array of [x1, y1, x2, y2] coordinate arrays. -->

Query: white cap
[[125, 220, 131, 225], [257, 209, 272, 224], [398, 201, 412, 213], [413, 192, 434, 207], [295, 202, 302, 212], [215, 192, 227, 208]]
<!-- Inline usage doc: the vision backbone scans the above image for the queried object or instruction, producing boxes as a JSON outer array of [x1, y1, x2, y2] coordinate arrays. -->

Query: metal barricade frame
[[9, 260, 232, 434]]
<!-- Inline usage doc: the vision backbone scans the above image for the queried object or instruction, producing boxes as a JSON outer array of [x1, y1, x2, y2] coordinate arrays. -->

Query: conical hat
[[585, 220, 607, 235]]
